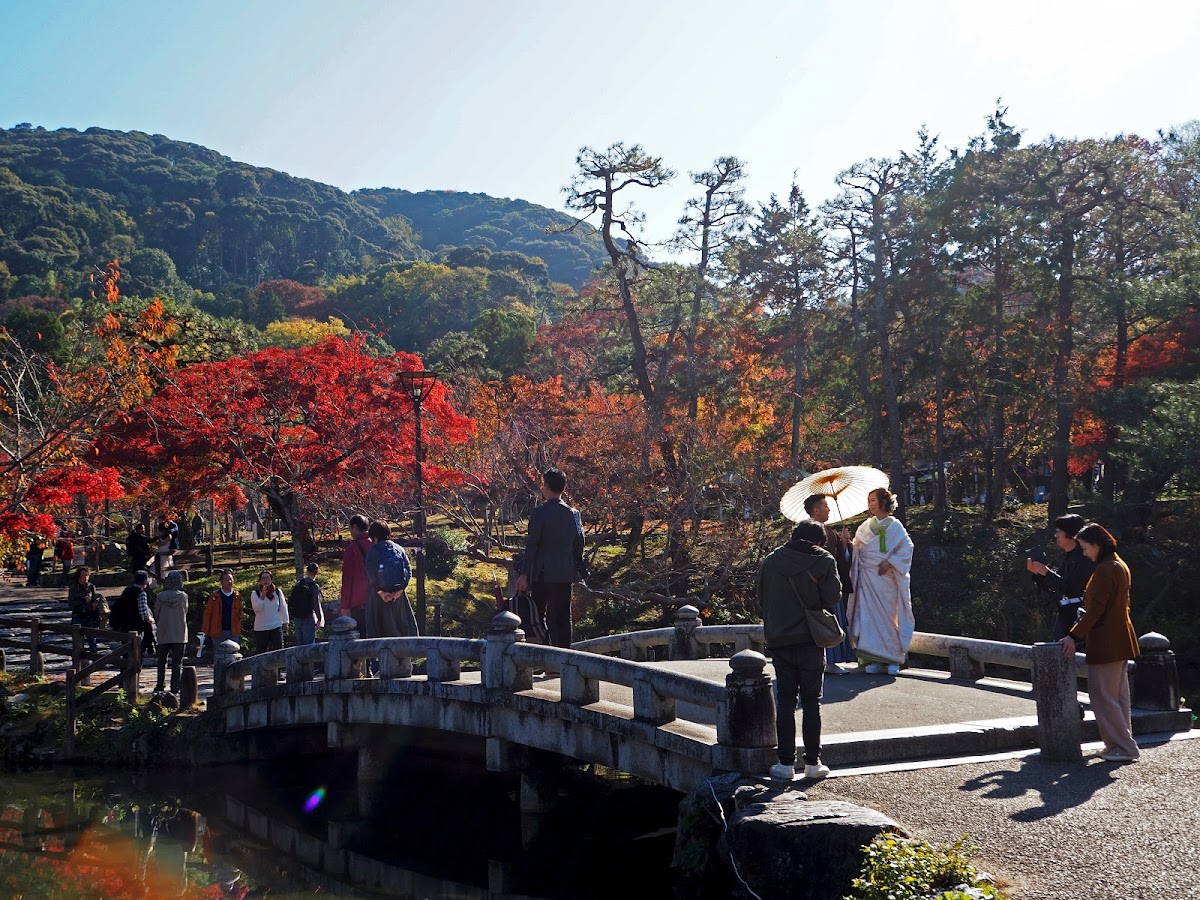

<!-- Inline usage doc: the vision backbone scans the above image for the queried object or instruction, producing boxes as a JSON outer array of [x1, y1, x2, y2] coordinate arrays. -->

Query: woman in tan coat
[[1060, 523, 1140, 762]]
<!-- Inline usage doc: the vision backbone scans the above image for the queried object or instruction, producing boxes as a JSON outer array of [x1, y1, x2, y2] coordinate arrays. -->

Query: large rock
[[673, 774, 904, 900]]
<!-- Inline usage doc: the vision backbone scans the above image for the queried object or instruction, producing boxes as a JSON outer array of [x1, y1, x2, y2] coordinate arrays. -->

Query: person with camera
[[1026, 514, 1095, 641]]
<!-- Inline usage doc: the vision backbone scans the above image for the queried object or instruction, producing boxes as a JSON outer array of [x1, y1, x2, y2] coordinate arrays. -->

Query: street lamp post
[[397, 371, 440, 636]]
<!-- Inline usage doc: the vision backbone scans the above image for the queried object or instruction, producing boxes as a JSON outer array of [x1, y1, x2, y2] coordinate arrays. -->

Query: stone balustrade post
[[1031, 642, 1081, 761], [212, 640, 243, 699], [324, 616, 360, 681], [670, 605, 702, 661], [949, 645, 985, 681], [286, 649, 316, 684], [1133, 632, 1181, 711], [483, 611, 531, 693], [718, 650, 776, 748]]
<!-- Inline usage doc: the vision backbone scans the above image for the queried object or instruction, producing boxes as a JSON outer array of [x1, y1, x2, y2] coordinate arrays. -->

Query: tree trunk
[[1049, 230, 1076, 521], [871, 197, 904, 518], [847, 229, 883, 467], [791, 322, 806, 472], [987, 265, 1008, 519]]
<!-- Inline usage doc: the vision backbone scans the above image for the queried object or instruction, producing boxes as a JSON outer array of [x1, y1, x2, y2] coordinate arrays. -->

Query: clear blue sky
[[3, 0, 1199, 246]]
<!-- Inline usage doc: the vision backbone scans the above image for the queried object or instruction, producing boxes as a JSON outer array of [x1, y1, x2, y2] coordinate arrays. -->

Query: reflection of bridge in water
[[212, 606, 1193, 791]]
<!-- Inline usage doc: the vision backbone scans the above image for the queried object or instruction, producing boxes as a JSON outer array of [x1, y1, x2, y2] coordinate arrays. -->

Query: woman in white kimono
[[848, 488, 915, 675]]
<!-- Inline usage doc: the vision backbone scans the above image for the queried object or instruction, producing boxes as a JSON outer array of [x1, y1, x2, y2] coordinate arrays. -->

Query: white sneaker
[[824, 663, 843, 675], [886, 664, 900, 675], [769, 762, 797, 782], [863, 663, 884, 674], [802, 761, 831, 780]]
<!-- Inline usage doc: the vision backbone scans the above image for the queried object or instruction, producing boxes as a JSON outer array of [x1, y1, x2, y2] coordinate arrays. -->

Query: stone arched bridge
[[210, 608, 1190, 792], [211, 610, 779, 793]]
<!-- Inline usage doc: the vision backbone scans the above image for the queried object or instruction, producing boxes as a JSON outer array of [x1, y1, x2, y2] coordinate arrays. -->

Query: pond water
[[0, 753, 682, 898]]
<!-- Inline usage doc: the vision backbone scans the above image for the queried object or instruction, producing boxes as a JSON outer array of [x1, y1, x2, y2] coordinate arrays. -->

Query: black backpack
[[109, 585, 143, 632], [289, 579, 319, 617]]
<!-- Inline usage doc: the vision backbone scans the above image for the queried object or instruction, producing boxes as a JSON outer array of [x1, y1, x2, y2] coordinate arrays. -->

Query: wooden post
[[271, 536, 278, 567], [207, 498, 215, 576], [29, 619, 44, 676], [125, 632, 142, 698], [179, 666, 199, 708], [65, 669, 77, 757], [71, 626, 92, 687]]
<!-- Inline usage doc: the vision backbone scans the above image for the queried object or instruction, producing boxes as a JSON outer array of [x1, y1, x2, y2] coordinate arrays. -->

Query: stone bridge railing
[[211, 607, 1186, 776], [210, 611, 778, 792]]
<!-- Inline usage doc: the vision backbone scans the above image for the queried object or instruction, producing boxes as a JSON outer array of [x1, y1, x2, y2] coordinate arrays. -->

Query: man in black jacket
[[515, 468, 585, 649], [109, 570, 157, 657], [760, 520, 841, 783], [1027, 514, 1095, 641]]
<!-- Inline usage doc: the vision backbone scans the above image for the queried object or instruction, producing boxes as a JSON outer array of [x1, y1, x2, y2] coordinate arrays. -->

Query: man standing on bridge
[[760, 520, 839, 782], [340, 515, 373, 636], [1027, 514, 1095, 641], [515, 468, 585, 649], [802, 493, 855, 674]]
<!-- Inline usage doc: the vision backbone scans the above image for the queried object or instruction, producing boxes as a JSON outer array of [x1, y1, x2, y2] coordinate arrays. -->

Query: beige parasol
[[780, 465, 890, 524]]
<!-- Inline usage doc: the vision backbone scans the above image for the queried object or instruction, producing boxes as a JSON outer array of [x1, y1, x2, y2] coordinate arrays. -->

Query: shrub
[[848, 834, 1005, 900], [424, 527, 465, 580]]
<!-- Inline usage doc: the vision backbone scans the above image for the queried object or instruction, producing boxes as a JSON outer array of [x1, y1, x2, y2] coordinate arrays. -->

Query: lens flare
[[304, 786, 326, 813]]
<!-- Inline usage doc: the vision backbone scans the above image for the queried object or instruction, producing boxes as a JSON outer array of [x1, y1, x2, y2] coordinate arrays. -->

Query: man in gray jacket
[[759, 520, 841, 782], [153, 571, 189, 694], [515, 468, 585, 648]]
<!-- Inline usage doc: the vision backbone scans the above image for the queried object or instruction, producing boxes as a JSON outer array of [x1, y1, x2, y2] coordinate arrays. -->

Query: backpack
[[374, 541, 411, 593], [289, 578, 319, 617], [109, 585, 143, 632]]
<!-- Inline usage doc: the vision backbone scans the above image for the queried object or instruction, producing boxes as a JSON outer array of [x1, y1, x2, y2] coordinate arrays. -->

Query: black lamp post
[[397, 370, 440, 636]]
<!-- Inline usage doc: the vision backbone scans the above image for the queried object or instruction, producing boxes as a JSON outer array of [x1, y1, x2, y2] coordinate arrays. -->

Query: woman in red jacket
[[1059, 523, 1140, 763]]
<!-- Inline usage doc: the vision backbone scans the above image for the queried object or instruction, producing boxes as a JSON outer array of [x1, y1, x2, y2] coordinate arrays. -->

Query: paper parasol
[[779, 466, 890, 524]]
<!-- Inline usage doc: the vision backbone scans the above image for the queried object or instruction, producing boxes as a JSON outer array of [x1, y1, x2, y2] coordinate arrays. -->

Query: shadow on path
[[960, 756, 1119, 822]]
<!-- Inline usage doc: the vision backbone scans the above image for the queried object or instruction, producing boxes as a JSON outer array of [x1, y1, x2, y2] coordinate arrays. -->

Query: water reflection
[[0, 754, 680, 898]]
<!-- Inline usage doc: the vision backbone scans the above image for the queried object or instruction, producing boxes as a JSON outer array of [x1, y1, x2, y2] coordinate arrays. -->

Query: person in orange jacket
[[201, 569, 242, 654]]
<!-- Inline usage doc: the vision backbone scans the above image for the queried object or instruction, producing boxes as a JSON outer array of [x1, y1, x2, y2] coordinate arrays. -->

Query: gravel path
[[808, 736, 1200, 900]]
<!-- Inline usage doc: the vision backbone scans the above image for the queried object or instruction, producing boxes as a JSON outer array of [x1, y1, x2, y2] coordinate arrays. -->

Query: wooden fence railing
[[0, 615, 142, 756]]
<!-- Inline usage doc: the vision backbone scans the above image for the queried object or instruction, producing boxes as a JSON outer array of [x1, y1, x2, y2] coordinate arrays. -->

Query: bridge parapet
[[211, 612, 780, 791], [571, 607, 766, 660]]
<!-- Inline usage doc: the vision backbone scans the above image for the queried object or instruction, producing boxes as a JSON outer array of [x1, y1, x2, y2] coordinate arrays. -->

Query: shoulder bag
[[788, 573, 846, 649]]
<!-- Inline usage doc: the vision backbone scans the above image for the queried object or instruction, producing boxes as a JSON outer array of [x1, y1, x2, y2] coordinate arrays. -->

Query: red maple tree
[[96, 335, 474, 573]]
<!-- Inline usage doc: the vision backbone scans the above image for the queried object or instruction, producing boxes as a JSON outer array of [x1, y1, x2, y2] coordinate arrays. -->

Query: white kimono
[[848, 515, 915, 665]]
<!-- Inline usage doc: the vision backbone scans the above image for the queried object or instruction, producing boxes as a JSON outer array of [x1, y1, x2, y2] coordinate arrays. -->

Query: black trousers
[[772, 644, 825, 766], [254, 627, 283, 655], [1054, 602, 1084, 642], [533, 581, 573, 649], [155, 643, 185, 692]]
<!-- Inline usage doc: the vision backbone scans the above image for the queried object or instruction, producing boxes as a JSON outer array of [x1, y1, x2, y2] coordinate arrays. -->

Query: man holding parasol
[[781, 467, 915, 675]]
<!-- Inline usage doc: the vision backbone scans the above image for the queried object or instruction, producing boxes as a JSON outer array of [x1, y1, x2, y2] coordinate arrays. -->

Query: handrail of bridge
[[221, 635, 487, 693], [211, 612, 777, 772], [570, 606, 1092, 679]]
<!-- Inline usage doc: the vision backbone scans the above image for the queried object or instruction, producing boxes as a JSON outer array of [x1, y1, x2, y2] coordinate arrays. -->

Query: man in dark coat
[[760, 520, 841, 783], [802, 493, 855, 672], [126, 524, 152, 574], [109, 570, 157, 657], [515, 468, 585, 649], [1027, 514, 1096, 640]]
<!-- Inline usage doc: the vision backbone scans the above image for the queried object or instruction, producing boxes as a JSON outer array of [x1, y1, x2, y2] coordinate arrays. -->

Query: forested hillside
[[354, 188, 605, 289], [0, 125, 607, 303]]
